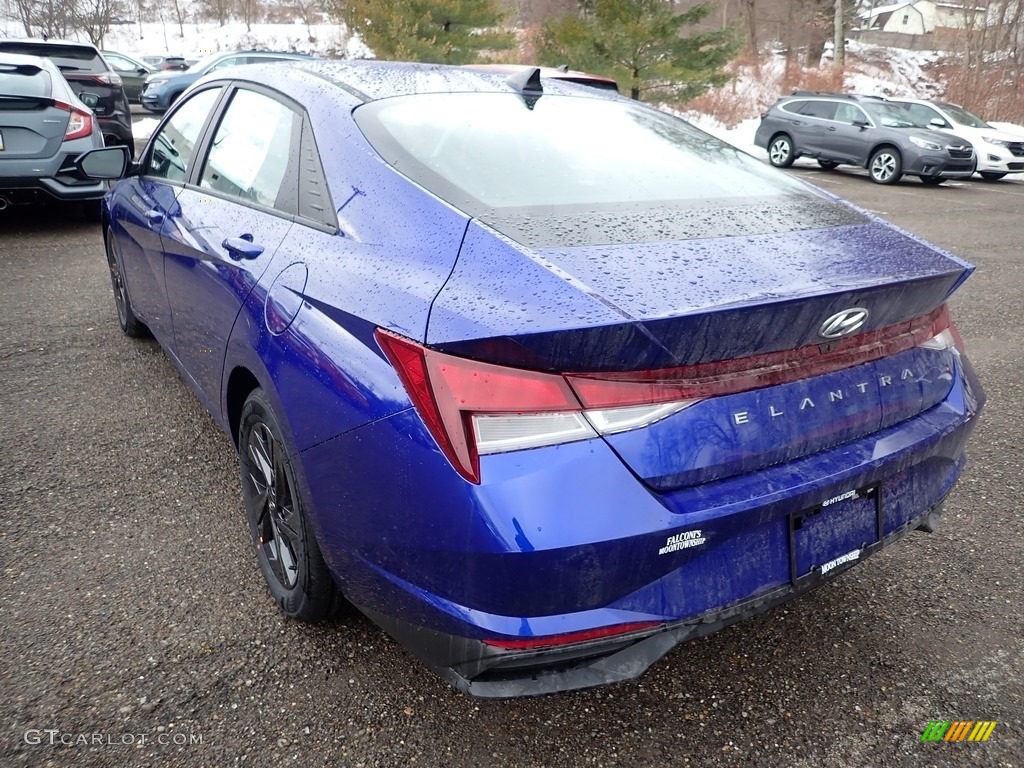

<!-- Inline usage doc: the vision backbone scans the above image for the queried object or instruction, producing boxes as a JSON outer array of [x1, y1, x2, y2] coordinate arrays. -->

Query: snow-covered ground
[[0, 19, 370, 60]]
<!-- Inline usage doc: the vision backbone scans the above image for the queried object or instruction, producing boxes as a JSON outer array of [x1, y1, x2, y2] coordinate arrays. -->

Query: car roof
[[0, 51, 54, 68], [0, 38, 99, 51], [278, 60, 621, 103]]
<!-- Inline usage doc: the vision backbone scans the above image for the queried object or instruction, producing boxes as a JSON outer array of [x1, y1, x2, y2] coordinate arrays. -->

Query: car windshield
[[357, 93, 816, 210], [861, 102, 923, 128], [940, 102, 991, 129], [187, 53, 224, 73]]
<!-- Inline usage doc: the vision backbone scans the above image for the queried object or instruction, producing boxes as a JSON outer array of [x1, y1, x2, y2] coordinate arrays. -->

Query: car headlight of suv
[[909, 135, 943, 151], [982, 136, 1010, 148]]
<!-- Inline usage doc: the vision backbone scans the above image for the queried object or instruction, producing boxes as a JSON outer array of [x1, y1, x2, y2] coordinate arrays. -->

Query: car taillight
[[375, 304, 954, 484], [81, 72, 122, 87], [54, 100, 93, 141]]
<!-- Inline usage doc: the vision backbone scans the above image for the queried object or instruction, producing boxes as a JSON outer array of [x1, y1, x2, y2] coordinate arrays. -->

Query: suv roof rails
[[788, 90, 889, 101]]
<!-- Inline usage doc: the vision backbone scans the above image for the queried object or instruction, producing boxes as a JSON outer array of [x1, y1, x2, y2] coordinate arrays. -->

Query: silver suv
[[754, 92, 976, 185]]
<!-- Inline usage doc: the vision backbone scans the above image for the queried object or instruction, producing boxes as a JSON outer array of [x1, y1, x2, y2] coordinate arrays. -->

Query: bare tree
[[74, 0, 130, 46]]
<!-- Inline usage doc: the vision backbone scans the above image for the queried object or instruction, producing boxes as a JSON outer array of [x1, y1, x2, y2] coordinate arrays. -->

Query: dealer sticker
[[658, 529, 706, 555], [820, 548, 861, 575]]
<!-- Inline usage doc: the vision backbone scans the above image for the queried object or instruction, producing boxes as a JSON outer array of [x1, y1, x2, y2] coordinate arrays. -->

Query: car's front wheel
[[768, 134, 796, 168], [239, 388, 343, 622], [104, 227, 149, 337], [979, 171, 1007, 181], [869, 148, 903, 184]]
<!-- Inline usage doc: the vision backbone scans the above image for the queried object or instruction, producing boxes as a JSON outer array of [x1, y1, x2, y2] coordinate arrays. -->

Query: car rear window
[[0, 63, 52, 102], [0, 43, 106, 74], [353, 92, 864, 247], [356, 93, 817, 210]]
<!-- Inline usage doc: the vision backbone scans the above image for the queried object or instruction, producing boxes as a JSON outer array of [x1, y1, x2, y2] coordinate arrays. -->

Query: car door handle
[[144, 209, 163, 224], [827, 126, 837, 131], [791, 120, 804, 125], [222, 236, 264, 260]]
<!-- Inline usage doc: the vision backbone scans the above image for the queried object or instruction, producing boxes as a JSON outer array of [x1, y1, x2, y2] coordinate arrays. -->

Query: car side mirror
[[79, 92, 100, 109], [852, 119, 869, 129], [929, 118, 948, 129], [137, 67, 148, 74], [76, 146, 138, 180]]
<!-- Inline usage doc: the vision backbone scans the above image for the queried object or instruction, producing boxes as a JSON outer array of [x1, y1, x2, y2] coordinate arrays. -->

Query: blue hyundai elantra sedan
[[80, 61, 984, 697]]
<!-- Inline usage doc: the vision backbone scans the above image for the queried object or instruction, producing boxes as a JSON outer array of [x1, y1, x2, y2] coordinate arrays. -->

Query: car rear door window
[[146, 87, 222, 182], [104, 53, 139, 73], [798, 101, 837, 120], [198, 88, 299, 213], [834, 103, 867, 125]]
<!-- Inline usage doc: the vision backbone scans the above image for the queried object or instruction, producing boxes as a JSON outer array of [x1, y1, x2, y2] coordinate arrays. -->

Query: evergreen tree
[[341, 0, 515, 64], [535, 0, 739, 101]]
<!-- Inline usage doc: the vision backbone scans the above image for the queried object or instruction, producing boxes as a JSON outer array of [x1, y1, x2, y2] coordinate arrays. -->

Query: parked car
[[101, 50, 155, 103], [755, 92, 976, 184], [464, 63, 619, 92], [140, 54, 189, 71], [0, 38, 133, 150], [139, 50, 311, 112], [886, 98, 1024, 181], [83, 61, 984, 697], [0, 53, 108, 219]]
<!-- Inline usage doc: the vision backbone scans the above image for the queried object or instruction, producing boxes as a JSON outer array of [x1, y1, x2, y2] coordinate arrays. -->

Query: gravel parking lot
[[1, 170, 1021, 767]]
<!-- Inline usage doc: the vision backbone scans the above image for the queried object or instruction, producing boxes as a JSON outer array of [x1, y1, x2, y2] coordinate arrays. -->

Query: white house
[[862, 0, 983, 33]]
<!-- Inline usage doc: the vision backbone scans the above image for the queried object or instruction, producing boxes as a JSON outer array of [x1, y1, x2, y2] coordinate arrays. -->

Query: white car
[[889, 98, 1024, 181]]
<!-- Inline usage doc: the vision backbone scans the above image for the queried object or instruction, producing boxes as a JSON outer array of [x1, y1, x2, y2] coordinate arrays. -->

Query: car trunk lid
[[423, 217, 971, 488], [0, 97, 71, 158]]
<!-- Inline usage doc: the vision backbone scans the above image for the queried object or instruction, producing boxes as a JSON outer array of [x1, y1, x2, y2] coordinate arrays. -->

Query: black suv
[[754, 92, 975, 185], [0, 39, 133, 150]]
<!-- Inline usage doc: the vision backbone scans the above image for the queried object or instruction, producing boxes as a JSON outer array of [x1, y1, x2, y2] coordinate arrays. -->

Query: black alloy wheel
[[239, 388, 342, 621], [104, 227, 148, 337]]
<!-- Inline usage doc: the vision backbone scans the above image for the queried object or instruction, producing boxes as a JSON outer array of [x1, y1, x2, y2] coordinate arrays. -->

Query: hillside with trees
[[2, 0, 1023, 122]]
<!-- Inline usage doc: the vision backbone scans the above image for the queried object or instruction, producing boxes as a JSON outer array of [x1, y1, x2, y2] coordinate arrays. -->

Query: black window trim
[[138, 77, 338, 235], [139, 83, 230, 191], [187, 80, 337, 234]]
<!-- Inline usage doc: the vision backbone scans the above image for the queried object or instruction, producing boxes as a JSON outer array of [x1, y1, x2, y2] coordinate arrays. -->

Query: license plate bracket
[[788, 484, 882, 586]]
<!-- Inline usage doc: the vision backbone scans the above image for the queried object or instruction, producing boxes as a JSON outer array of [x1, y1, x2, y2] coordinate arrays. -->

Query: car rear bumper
[[0, 155, 108, 202], [301, 350, 984, 695], [357, 498, 946, 698]]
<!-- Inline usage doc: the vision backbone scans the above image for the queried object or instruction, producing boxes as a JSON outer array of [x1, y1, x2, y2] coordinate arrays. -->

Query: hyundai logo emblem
[[819, 308, 869, 339]]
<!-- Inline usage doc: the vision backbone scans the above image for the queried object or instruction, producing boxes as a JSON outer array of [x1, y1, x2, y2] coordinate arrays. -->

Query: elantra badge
[[819, 307, 869, 339]]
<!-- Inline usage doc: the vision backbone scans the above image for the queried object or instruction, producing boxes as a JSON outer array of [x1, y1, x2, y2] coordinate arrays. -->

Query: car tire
[[817, 159, 840, 170], [869, 148, 902, 185], [979, 171, 1007, 181], [239, 388, 344, 622], [104, 226, 149, 338], [768, 134, 796, 168]]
